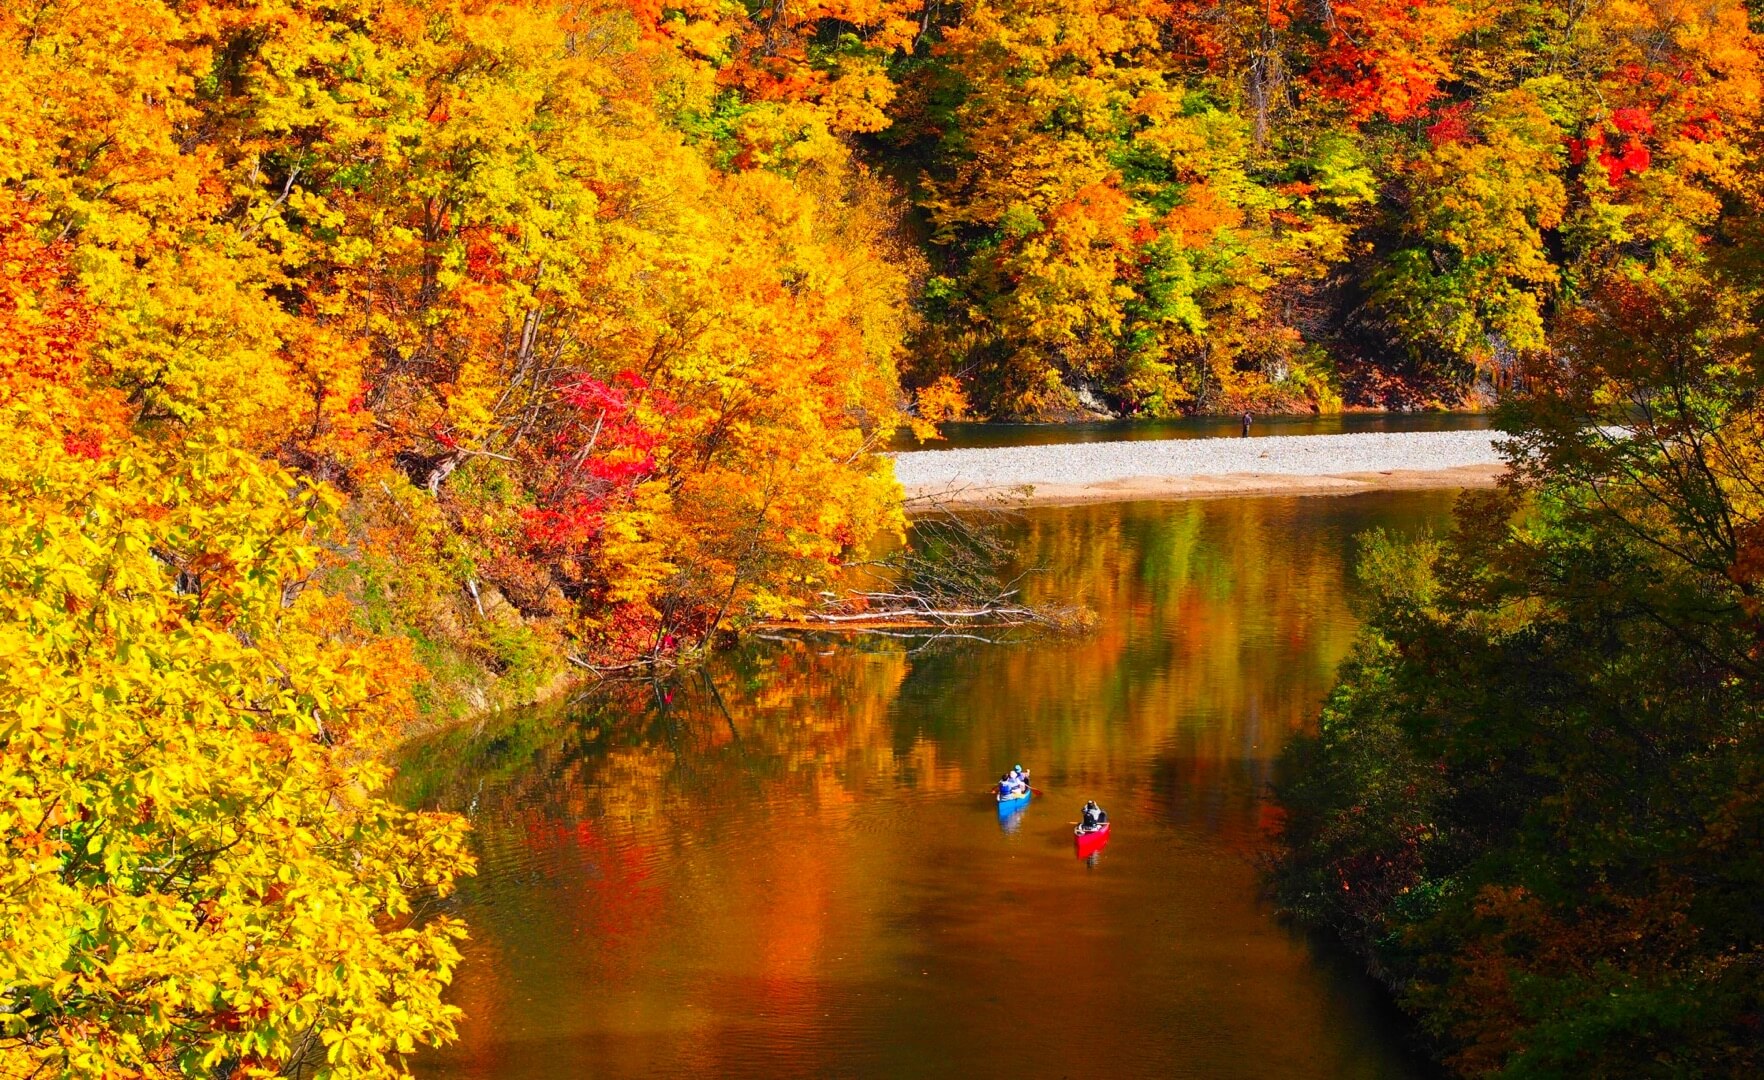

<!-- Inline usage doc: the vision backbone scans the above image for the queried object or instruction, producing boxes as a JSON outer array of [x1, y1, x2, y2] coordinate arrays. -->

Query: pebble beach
[[891, 428, 1510, 506]]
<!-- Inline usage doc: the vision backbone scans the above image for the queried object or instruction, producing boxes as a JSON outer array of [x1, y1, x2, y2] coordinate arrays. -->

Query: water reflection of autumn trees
[[921, 495, 1456, 838], [400, 492, 1459, 1078], [404, 491, 1458, 833], [401, 643, 931, 1077], [405, 490, 1439, 811], [399, 643, 921, 823]]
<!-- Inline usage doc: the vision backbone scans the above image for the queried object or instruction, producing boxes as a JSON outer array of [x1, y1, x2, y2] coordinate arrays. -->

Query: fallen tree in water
[[566, 494, 1087, 674], [759, 493, 1090, 636]]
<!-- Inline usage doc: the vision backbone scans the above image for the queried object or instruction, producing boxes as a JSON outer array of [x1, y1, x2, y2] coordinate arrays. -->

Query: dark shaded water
[[888, 412, 1492, 451], [398, 491, 1464, 1079]]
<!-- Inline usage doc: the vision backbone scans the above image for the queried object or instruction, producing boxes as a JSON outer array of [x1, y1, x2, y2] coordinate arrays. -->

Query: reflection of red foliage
[[1257, 801, 1288, 838], [518, 814, 664, 975]]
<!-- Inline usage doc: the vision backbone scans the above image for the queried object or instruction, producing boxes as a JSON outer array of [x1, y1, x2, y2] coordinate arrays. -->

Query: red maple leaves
[[523, 371, 675, 549], [1568, 105, 1656, 186]]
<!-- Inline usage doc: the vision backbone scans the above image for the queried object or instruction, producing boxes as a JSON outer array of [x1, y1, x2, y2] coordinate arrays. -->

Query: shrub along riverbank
[[1270, 274, 1764, 1075]]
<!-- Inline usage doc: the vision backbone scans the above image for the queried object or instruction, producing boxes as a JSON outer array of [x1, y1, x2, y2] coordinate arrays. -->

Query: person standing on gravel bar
[[1241, 410, 1253, 437]]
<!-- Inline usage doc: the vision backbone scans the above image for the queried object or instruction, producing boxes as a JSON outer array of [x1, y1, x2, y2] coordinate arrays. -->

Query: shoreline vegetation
[[1270, 280, 1764, 1075]]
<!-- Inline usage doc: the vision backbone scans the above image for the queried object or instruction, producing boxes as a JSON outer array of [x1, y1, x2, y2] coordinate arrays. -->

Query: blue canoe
[[995, 788, 1031, 812]]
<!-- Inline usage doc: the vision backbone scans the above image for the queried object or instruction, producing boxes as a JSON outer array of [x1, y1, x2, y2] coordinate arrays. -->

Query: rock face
[[1073, 380, 1117, 419]]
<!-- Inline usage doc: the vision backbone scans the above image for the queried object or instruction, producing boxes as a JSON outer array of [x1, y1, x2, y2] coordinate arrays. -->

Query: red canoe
[[1074, 822, 1110, 858]]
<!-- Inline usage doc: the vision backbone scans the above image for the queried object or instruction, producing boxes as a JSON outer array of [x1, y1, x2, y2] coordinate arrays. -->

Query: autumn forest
[[4, 0, 1764, 1076]]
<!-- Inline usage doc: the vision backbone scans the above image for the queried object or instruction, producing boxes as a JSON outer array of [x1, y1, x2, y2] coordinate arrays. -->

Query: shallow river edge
[[902, 462, 1505, 508], [891, 428, 1509, 507]]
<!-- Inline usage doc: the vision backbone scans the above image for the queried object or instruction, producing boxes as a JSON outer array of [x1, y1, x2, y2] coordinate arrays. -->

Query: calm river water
[[887, 412, 1492, 450], [398, 491, 1463, 1079]]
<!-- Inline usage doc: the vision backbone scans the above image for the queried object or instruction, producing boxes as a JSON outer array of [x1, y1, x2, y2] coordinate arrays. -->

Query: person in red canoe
[[1079, 800, 1108, 832]]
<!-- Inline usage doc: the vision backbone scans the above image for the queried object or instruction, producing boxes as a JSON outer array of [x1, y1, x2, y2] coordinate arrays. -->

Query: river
[[887, 411, 1492, 450], [397, 490, 1462, 1079]]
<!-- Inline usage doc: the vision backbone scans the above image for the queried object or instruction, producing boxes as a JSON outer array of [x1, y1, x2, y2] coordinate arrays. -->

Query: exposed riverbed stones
[[891, 428, 1510, 506]]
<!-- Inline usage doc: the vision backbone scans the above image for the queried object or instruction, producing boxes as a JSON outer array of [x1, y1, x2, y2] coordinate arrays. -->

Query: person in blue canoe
[[998, 771, 1028, 799], [1009, 764, 1029, 787], [1079, 799, 1108, 831]]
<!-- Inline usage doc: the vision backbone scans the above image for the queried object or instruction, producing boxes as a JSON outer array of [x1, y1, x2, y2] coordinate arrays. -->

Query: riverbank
[[407, 431, 1507, 729], [892, 429, 1508, 506]]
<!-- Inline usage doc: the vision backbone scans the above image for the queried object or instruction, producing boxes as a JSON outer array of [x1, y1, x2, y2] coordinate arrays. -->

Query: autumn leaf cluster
[[891, 0, 1764, 417], [0, 220, 474, 1076]]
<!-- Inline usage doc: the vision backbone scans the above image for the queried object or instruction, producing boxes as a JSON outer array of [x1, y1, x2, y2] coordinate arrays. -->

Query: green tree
[[1272, 272, 1764, 1075]]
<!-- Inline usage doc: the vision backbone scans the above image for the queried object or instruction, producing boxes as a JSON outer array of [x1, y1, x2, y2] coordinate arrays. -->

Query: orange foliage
[[0, 0, 922, 673]]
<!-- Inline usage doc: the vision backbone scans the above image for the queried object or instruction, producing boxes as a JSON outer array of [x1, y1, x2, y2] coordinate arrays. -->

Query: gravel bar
[[891, 429, 1510, 505]]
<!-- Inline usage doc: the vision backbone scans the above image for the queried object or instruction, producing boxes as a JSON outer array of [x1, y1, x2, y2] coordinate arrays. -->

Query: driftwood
[[764, 588, 1074, 632], [573, 490, 1088, 669], [566, 653, 683, 678], [759, 498, 1090, 637]]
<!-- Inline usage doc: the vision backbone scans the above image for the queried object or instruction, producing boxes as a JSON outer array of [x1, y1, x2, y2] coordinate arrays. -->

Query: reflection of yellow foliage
[[397, 494, 1468, 1067], [593, 744, 682, 823]]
